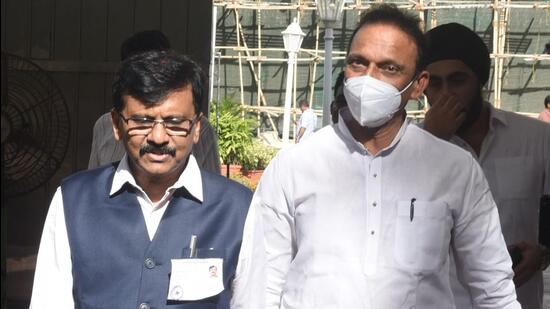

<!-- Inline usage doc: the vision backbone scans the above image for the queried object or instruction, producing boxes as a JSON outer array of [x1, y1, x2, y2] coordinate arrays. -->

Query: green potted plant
[[241, 139, 278, 172], [210, 98, 254, 177], [240, 139, 278, 189]]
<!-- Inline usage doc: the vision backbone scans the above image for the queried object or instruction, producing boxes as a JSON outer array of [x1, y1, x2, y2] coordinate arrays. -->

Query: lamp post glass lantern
[[282, 18, 305, 53], [281, 18, 304, 144], [317, 0, 345, 27], [317, 0, 345, 126]]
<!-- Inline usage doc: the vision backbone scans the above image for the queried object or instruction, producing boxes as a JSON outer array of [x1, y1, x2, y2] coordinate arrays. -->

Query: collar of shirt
[[110, 153, 204, 206], [486, 102, 508, 128], [449, 102, 508, 159], [336, 107, 410, 157]]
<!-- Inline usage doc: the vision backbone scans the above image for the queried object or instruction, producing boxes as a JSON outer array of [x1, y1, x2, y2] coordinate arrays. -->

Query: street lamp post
[[317, 0, 345, 126], [281, 18, 304, 144]]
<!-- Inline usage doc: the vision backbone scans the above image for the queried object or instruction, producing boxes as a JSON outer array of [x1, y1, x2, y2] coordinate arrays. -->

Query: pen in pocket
[[189, 235, 197, 258], [410, 198, 416, 222]]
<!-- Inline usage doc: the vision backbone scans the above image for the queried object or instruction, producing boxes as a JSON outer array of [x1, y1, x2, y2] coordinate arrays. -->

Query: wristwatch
[[540, 245, 550, 271]]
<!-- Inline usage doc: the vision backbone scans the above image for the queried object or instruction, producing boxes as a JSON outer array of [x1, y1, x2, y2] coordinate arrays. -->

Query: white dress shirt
[[29, 154, 203, 309], [298, 108, 317, 141], [447, 103, 550, 309], [231, 109, 520, 309]]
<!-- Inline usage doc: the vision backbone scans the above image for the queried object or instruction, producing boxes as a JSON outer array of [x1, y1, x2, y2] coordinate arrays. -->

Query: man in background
[[423, 22, 550, 309], [88, 30, 221, 173], [538, 95, 550, 123], [295, 100, 317, 143]]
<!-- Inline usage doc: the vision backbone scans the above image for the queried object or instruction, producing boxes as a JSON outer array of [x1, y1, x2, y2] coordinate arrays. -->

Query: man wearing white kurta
[[423, 22, 550, 309], [230, 4, 519, 309]]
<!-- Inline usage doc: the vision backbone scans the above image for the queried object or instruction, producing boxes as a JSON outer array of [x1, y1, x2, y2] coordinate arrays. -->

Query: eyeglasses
[[118, 112, 200, 136]]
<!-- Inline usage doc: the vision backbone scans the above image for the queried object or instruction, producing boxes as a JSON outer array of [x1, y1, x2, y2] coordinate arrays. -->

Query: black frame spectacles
[[117, 112, 200, 137]]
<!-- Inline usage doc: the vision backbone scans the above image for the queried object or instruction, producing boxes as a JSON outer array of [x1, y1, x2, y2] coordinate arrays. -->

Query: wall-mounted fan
[[1, 52, 70, 198]]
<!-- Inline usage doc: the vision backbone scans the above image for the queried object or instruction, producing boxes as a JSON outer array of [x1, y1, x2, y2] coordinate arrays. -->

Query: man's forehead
[[123, 85, 192, 102], [122, 86, 195, 114], [349, 23, 418, 63], [427, 59, 476, 77]]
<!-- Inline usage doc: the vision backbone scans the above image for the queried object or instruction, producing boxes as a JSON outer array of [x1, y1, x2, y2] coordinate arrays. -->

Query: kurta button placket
[[364, 155, 382, 275]]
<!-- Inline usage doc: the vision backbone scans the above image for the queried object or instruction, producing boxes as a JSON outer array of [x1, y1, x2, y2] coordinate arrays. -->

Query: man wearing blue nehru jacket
[[231, 4, 519, 308], [30, 51, 252, 308], [423, 22, 550, 309]]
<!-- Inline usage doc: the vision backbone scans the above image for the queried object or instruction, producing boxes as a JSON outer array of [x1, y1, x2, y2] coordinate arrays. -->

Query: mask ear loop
[[397, 75, 420, 121], [397, 75, 417, 95]]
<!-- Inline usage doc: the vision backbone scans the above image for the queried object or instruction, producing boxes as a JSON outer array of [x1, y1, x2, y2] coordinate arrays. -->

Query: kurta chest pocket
[[393, 201, 451, 273]]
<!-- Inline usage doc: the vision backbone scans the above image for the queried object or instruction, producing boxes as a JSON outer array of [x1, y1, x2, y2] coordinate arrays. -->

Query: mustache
[[139, 144, 176, 157]]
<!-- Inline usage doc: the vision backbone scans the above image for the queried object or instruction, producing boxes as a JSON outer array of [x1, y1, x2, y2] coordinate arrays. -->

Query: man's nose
[[363, 64, 377, 78], [441, 81, 454, 96], [147, 122, 170, 144]]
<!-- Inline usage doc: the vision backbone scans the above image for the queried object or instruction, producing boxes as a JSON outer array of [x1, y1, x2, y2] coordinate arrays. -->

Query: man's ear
[[409, 70, 429, 99], [111, 110, 122, 141], [192, 114, 202, 144]]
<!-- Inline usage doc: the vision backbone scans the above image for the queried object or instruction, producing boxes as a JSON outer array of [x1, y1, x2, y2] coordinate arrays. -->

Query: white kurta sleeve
[[231, 154, 294, 309], [451, 158, 520, 309], [29, 187, 74, 309]]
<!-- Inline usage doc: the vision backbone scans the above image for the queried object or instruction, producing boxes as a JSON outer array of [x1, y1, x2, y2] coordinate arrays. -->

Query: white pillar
[[208, 5, 218, 113], [282, 51, 296, 144]]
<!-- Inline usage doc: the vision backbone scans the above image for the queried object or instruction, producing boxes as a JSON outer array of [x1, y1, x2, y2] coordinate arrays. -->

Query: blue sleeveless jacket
[[61, 163, 252, 309]]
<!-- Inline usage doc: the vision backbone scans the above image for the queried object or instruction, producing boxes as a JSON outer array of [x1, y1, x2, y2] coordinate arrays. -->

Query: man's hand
[[509, 242, 542, 287], [424, 95, 466, 140]]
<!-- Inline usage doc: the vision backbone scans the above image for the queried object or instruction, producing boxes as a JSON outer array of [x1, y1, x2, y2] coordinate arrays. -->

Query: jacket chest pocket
[[393, 201, 451, 273]]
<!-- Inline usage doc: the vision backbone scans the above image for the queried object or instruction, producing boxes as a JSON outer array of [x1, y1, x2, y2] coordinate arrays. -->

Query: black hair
[[299, 100, 309, 108], [545, 95, 550, 108], [333, 71, 346, 99], [347, 4, 426, 73], [112, 50, 205, 115], [120, 30, 171, 61], [331, 71, 347, 124]]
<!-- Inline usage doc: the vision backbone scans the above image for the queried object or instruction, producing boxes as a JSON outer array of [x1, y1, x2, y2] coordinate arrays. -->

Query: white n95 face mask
[[343, 75, 414, 128]]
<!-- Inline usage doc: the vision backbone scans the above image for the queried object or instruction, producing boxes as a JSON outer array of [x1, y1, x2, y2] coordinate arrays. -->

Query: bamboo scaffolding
[[212, 0, 550, 138], [244, 105, 429, 118], [215, 52, 549, 62], [235, 15, 279, 132], [215, 1, 550, 10], [308, 23, 321, 106], [234, 9, 246, 108]]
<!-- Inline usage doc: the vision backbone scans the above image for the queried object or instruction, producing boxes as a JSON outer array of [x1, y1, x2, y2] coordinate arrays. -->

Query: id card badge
[[167, 258, 224, 301]]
